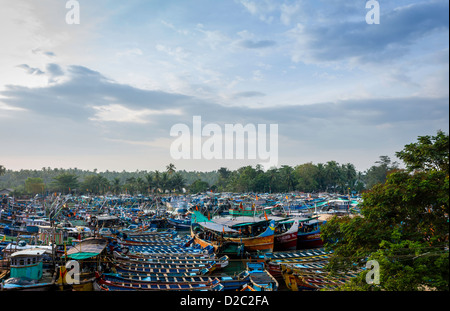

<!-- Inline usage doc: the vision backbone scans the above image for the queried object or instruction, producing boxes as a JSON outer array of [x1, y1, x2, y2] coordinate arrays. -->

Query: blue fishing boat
[[238, 262, 278, 291]]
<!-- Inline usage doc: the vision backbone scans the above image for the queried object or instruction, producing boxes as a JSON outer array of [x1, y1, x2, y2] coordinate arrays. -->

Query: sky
[[0, 0, 448, 173]]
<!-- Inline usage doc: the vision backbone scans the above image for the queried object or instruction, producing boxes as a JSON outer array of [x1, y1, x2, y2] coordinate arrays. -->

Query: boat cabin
[[9, 248, 50, 280]]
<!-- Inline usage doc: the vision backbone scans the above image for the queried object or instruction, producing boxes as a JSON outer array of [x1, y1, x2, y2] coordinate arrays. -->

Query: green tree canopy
[[189, 179, 210, 193], [321, 131, 449, 291], [51, 173, 79, 194], [24, 177, 45, 194]]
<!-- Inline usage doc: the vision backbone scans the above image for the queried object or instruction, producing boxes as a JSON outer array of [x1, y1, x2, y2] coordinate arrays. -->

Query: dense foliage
[[1, 155, 399, 196], [321, 131, 449, 291]]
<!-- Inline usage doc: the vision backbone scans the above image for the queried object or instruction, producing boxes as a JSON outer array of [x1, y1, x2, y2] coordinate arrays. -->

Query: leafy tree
[[364, 155, 399, 189], [51, 173, 79, 194], [0, 165, 5, 176], [266, 168, 280, 193], [170, 172, 186, 193], [153, 170, 161, 193], [295, 162, 319, 192], [396, 130, 449, 172], [25, 177, 45, 194], [216, 167, 231, 191], [323, 161, 341, 192], [321, 131, 449, 291], [112, 177, 121, 195], [81, 175, 110, 194], [189, 179, 210, 193], [279, 165, 296, 192], [160, 172, 170, 193], [340, 163, 357, 193]]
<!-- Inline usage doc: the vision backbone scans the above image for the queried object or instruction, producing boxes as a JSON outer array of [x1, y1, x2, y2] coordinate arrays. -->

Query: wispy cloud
[[237, 39, 276, 49]]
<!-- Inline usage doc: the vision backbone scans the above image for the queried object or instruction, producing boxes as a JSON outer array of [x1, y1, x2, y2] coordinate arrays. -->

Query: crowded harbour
[[0, 192, 361, 291]]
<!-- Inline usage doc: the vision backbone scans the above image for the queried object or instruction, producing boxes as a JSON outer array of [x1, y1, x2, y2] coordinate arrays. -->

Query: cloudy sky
[[0, 0, 448, 172]]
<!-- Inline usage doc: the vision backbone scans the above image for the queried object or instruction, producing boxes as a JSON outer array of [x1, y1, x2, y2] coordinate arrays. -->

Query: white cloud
[[89, 104, 182, 124]]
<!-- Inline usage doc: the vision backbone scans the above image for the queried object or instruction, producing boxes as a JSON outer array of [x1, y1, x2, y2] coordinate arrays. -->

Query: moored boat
[[0, 248, 56, 291], [274, 218, 299, 251], [238, 262, 278, 291], [297, 218, 325, 249]]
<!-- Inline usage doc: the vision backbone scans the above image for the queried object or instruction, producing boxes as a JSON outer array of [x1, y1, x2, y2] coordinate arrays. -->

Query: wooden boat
[[238, 262, 278, 291], [274, 218, 299, 251], [120, 244, 210, 256], [55, 237, 107, 291], [109, 260, 215, 275], [0, 248, 57, 291], [167, 217, 191, 229], [297, 219, 324, 249], [191, 212, 276, 253], [96, 272, 247, 291], [191, 221, 245, 257], [266, 253, 332, 280], [280, 262, 360, 291], [113, 252, 229, 269], [95, 273, 224, 291], [246, 248, 333, 281], [114, 250, 217, 261], [118, 238, 181, 246], [109, 257, 219, 271], [125, 228, 177, 237]]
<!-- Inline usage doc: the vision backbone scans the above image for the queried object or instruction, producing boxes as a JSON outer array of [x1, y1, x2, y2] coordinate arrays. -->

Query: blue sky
[[0, 0, 448, 172]]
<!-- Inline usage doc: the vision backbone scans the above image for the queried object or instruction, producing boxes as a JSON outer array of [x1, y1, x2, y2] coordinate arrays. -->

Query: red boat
[[274, 218, 300, 251]]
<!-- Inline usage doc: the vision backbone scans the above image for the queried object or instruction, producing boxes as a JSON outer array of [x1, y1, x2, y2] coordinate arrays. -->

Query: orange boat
[[191, 212, 275, 254]]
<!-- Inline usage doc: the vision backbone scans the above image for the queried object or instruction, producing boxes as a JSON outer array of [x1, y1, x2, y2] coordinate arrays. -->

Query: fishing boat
[[191, 220, 245, 257], [95, 272, 224, 291], [274, 218, 300, 251], [112, 252, 229, 269], [192, 211, 276, 253], [167, 215, 191, 230], [280, 262, 360, 291], [113, 250, 217, 261], [237, 262, 278, 291], [0, 248, 56, 291], [96, 271, 246, 291], [265, 249, 332, 280], [109, 260, 214, 275], [297, 218, 325, 249], [56, 237, 107, 291]]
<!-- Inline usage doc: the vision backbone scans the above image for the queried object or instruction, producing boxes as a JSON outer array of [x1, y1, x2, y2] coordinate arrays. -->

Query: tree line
[[1, 155, 399, 197]]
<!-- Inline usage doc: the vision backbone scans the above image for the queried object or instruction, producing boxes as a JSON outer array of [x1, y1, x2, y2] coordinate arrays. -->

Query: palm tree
[[170, 172, 186, 193], [136, 177, 146, 194], [160, 172, 169, 193], [112, 177, 121, 195], [0, 165, 5, 176], [166, 163, 176, 175], [145, 173, 154, 194], [153, 171, 161, 193]]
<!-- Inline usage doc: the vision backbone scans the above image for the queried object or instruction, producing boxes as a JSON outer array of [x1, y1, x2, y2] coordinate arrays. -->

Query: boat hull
[[274, 232, 297, 251], [297, 231, 323, 249], [227, 235, 274, 253]]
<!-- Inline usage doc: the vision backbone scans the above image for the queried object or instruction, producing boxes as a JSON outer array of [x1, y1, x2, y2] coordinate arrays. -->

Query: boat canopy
[[66, 238, 107, 260], [196, 222, 239, 233]]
